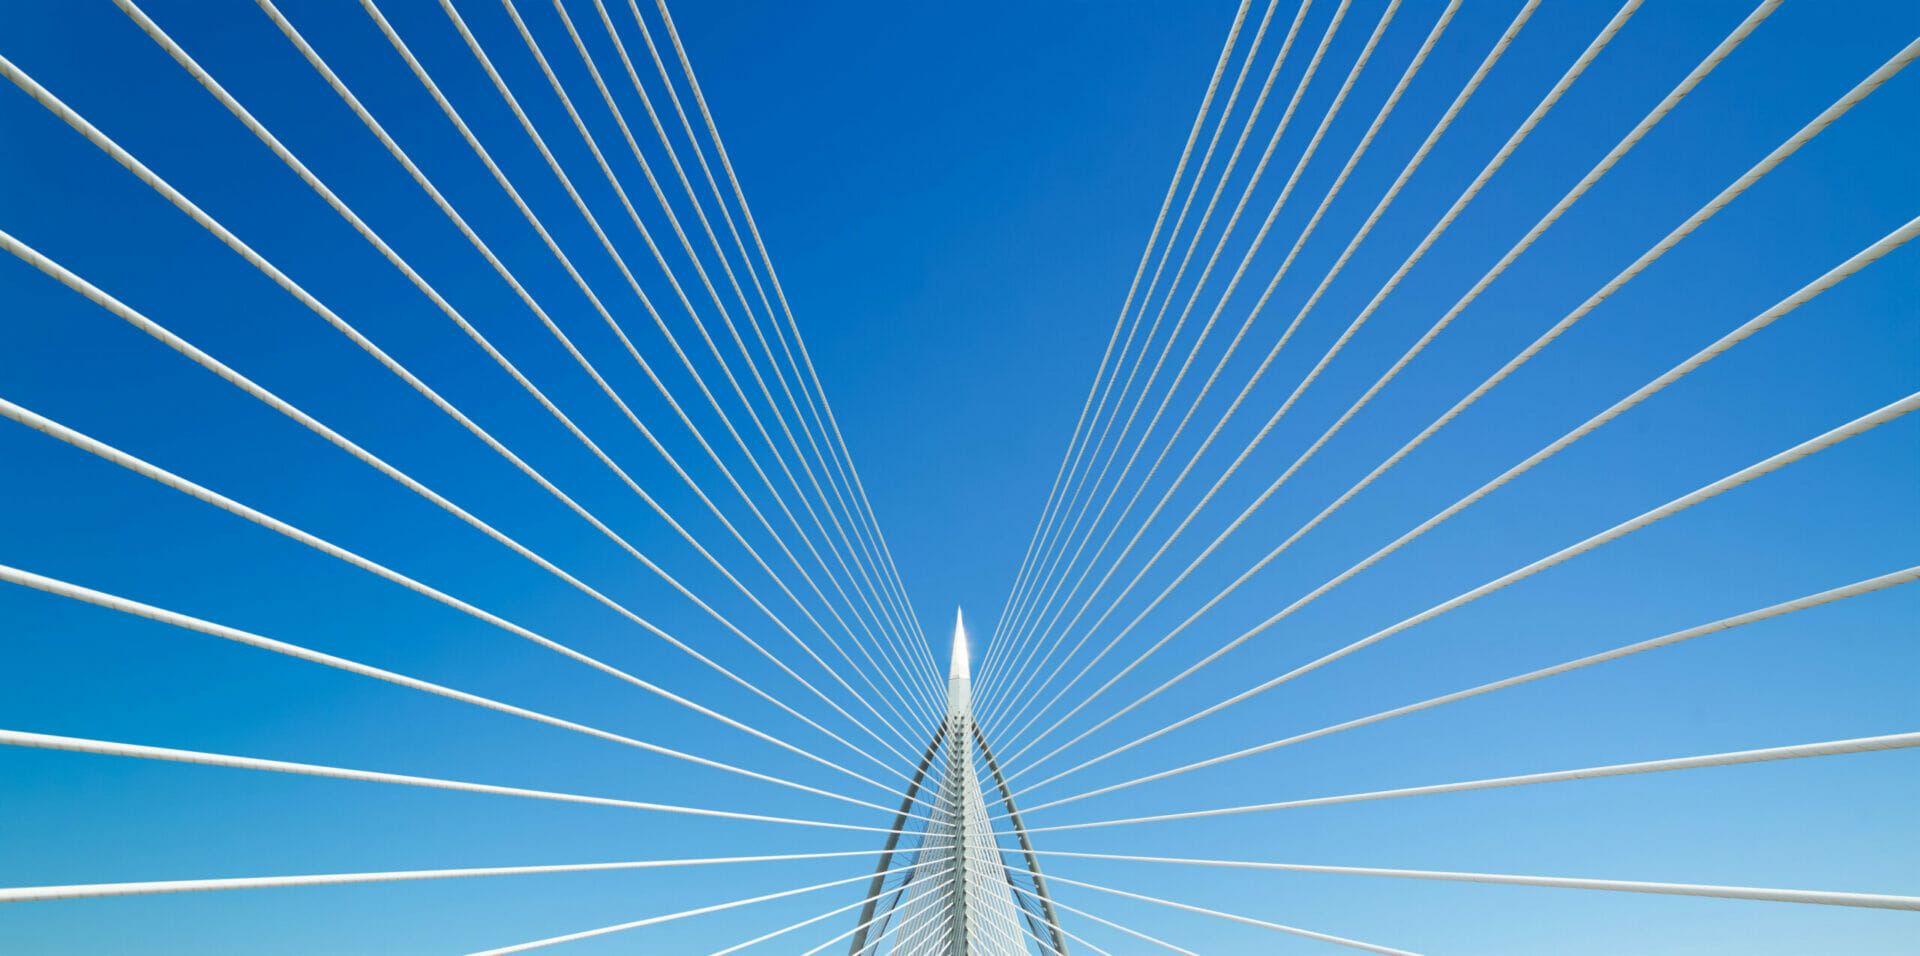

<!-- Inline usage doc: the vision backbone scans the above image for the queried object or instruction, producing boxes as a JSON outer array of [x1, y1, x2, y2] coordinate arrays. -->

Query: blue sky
[[1, 0, 1916, 952]]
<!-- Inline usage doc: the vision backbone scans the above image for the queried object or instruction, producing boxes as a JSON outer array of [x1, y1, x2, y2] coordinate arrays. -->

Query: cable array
[[2, 0, 1914, 951], [971, 0, 1914, 949]]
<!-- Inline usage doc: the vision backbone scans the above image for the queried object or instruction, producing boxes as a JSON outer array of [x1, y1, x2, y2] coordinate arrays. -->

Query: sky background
[[1, 0, 1916, 953]]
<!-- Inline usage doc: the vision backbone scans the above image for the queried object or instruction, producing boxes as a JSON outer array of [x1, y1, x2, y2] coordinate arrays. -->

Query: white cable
[[1058, 10, 1908, 740], [439, 0, 944, 721], [126, 0, 937, 766], [0, 227, 925, 788], [762, 870, 958, 956], [1008, 884, 1191, 956], [218, 1, 937, 760], [864, 882, 957, 956], [959, 878, 1024, 955], [336, 0, 944, 725], [0, 851, 879, 903], [619, 0, 936, 683], [8, 3, 1905, 944], [1025, 0, 1780, 736], [503, 0, 932, 712], [1040, 872, 1418, 955], [985, 0, 1295, 689], [1012, 566, 1920, 814], [996, 0, 1377, 678], [978, 0, 1256, 681], [857, 863, 954, 956], [989, 0, 1475, 728], [881, 880, 944, 956], [0, 562, 926, 819], [26, 10, 920, 776], [0, 397, 941, 806], [1014, 917, 1068, 956], [1001, 205, 1920, 790], [468, 861, 922, 955], [964, 803, 1074, 956], [0, 730, 908, 834], [703, 871, 948, 955], [1012, 889, 1092, 956], [1025, 732, 1920, 832], [543, 0, 942, 712], [0, 221, 917, 777], [460, 0, 932, 730], [984, 0, 1538, 745], [1035, 851, 1920, 912], [352, 0, 932, 740], [993, 0, 1451, 734], [1053, 926, 1118, 956], [999, 5, 1908, 776], [994, 0, 1645, 767], [979, 0, 1308, 711], [988, 0, 1354, 701], [1007, 903, 1107, 956]]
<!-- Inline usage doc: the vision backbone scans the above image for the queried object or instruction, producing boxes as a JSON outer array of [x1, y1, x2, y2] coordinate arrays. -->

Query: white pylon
[[890, 609, 1029, 954]]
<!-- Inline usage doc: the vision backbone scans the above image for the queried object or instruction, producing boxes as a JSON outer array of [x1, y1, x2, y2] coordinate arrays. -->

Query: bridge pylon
[[848, 609, 1068, 954]]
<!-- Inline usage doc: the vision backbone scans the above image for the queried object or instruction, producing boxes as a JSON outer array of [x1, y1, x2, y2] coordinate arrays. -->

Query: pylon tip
[[950, 607, 969, 680]]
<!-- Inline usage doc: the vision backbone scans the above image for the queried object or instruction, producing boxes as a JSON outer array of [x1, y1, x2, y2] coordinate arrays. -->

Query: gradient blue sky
[[2, 0, 1916, 952]]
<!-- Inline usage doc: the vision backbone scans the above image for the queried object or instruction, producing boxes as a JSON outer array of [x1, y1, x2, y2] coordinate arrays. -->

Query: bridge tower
[[848, 610, 1068, 954]]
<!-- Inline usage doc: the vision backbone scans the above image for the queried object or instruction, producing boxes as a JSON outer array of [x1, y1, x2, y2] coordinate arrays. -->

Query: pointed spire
[[950, 606, 970, 681]]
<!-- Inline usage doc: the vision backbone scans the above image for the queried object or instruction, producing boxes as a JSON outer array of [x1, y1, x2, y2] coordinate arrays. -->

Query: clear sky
[[1, 0, 1915, 953]]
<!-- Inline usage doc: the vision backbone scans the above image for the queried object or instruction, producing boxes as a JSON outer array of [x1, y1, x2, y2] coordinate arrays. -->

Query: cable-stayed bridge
[[0, 0, 1915, 952]]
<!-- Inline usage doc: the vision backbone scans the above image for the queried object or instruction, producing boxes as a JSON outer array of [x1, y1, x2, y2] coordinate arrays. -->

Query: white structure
[[851, 610, 1064, 954]]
